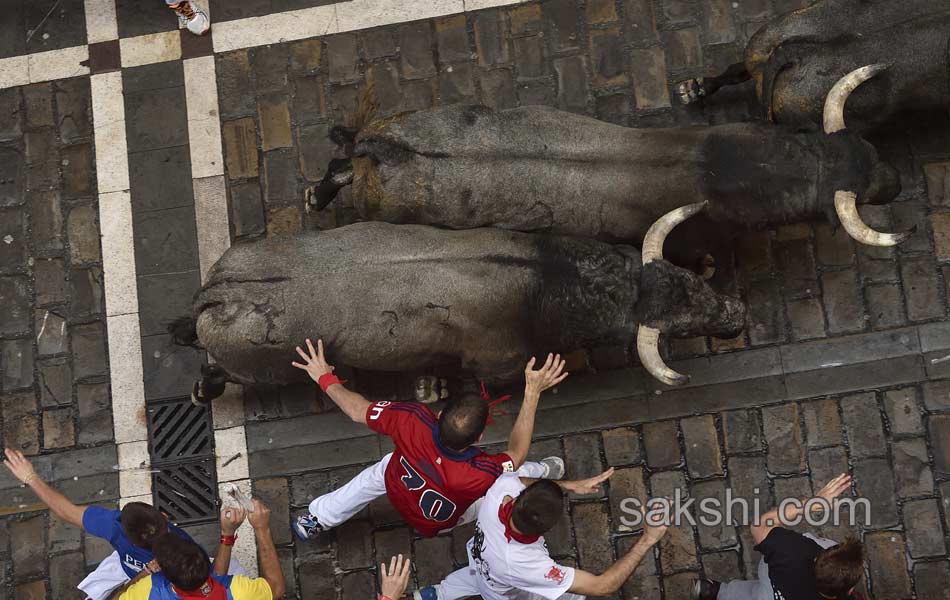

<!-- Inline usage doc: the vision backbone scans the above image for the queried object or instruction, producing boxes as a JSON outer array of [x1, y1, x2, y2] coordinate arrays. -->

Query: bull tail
[[168, 315, 199, 347]]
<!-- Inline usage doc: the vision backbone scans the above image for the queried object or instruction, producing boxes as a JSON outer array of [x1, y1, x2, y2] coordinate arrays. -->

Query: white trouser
[[436, 566, 586, 600], [77, 551, 246, 600], [309, 453, 549, 529]]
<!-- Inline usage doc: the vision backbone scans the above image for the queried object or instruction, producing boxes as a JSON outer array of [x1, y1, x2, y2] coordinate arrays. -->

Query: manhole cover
[[153, 459, 218, 525], [147, 398, 214, 463]]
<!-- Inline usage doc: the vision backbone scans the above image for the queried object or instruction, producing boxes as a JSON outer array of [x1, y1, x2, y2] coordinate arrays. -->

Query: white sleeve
[[508, 559, 575, 600], [487, 473, 526, 500]]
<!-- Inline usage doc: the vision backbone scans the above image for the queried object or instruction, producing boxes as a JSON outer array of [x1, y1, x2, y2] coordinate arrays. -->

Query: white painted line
[[118, 441, 152, 498], [0, 55, 30, 89], [184, 56, 225, 179], [463, 0, 524, 11], [120, 494, 154, 509], [193, 175, 232, 281], [212, 4, 339, 53], [120, 30, 182, 68], [99, 191, 139, 317], [28, 45, 90, 83], [91, 72, 130, 194], [106, 313, 148, 444], [85, 0, 119, 44], [214, 427, 250, 482], [219, 479, 259, 578], [336, 0, 462, 31]]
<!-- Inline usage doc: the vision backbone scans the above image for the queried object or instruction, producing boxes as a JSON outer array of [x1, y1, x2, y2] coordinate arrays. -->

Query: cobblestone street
[[0, 0, 949, 599]]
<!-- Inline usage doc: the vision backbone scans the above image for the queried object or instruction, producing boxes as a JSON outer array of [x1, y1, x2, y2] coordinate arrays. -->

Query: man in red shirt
[[291, 339, 568, 540]]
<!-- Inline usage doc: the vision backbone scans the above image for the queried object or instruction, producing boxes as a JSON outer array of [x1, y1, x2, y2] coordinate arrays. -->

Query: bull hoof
[[304, 186, 316, 212], [701, 254, 716, 280], [414, 376, 441, 404], [676, 79, 706, 105]]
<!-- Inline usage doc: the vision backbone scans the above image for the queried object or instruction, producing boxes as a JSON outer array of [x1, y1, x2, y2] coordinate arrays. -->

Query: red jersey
[[365, 400, 515, 537]]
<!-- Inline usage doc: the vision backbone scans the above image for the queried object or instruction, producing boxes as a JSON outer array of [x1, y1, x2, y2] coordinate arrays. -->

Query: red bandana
[[498, 500, 540, 545], [172, 578, 228, 600]]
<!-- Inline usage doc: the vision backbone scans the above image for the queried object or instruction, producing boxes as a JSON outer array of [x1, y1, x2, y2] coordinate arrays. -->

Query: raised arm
[[2, 448, 86, 527], [569, 503, 668, 596], [505, 354, 568, 468], [247, 499, 286, 599], [751, 473, 852, 544], [214, 504, 247, 576], [292, 338, 371, 424]]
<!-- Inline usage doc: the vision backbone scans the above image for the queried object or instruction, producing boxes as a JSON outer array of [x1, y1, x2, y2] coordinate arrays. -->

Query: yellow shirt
[[120, 574, 272, 600]]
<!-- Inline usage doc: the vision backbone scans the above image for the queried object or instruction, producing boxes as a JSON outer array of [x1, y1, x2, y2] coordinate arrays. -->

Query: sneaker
[[171, 1, 211, 36], [538, 456, 565, 480], [413, 586, 439, 600], [292, 513, 324, 541], [690, 578, 721, 600]]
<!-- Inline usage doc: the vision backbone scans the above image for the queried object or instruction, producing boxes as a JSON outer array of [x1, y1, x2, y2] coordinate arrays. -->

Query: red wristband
[[318, 373, 347, 393], [220, 534, 237, 546]]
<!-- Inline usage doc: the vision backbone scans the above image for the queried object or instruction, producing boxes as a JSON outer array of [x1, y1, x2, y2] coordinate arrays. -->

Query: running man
[[291, 338, 568, 540]]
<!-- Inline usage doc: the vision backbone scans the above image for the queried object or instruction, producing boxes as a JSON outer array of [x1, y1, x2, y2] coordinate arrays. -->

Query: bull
[[676, 0, 950, 129], [172, 207, 744, 399], [309, 67, 910, 259]]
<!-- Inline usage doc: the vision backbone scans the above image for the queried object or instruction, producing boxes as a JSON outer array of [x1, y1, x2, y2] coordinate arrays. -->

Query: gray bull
[[310, 67, 909, 254], [175, 212, 744, 397], [677, 0, 950, 129]]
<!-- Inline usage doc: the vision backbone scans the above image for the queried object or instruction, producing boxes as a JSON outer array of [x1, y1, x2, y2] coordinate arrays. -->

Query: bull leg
[[304, 158, 354, 212], [676, 62, 751, 105], [191, 364, 231, 406]]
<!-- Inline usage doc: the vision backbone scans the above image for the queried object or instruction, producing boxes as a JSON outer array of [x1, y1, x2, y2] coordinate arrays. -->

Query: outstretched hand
[[291, 339, 335, 383], [380, 554, 412, 599], [3, 448, 38, 485], [564, 467, 614, 495], [524, 353, 568, 395], [812, 473, 852, 510]]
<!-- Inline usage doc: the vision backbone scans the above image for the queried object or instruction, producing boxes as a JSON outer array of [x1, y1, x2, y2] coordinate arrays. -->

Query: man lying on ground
[[415, 468, 668, 599], [1, 448, 244, 600], [291, 338, 568, 540], [117, 498, 285, 600], [691, 473, 864, 600]]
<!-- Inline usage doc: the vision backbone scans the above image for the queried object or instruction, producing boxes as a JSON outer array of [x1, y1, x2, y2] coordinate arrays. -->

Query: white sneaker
[[538, 456, 565, 480], [172, 1, 211, 36]]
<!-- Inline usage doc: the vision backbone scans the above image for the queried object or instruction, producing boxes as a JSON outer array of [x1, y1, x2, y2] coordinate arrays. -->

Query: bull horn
[[823, 64, 909, 247], [834, 191, 913, 246], [822, 63, 889, 134], [637, 201, 708, 387]]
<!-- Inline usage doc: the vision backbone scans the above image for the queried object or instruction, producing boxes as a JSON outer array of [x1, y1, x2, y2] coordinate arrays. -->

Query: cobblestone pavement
[[1, 0, 950, 599]]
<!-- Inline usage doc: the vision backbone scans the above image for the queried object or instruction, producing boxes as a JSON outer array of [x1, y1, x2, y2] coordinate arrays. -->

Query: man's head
[[153, 534, 210, 591], [437, 393, 489, 451], [120, 502, 168, 550], [511, 480, 564, 537], [814, 538, 864, 597]]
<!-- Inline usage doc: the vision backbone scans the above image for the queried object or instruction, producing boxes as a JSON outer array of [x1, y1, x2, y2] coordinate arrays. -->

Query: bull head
[[822, 64, 912, 247]]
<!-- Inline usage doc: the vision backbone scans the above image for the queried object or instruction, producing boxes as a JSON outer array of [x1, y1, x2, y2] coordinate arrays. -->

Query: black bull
[[676, 0, 950, 129], [180, 220, 745, 392], [311, 85, 907, 258]]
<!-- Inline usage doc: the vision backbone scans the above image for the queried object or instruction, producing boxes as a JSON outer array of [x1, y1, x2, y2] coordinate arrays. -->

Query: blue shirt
[[82, 506, 202, 578]]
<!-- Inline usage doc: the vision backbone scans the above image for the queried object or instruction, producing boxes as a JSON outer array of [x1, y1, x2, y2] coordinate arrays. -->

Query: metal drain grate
[[148, 398, 214, 462], [153, 460, 218, 525], [147, 397, 218, 524]]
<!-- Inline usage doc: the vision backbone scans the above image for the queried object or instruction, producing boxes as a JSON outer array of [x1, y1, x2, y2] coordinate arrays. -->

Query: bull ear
[[823, 64, 911, 247], [636, 202, 707, 387]]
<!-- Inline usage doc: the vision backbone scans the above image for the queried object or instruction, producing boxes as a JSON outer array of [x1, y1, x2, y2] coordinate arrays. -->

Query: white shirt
[[465, 474, 576, 600]]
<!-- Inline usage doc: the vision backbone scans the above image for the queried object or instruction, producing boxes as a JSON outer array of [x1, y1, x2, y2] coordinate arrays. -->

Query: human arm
[[505, 354, 568, 469], [2, 448, 86, 527], [519, 468, 615, 496], [213, 504, 247, 576], [379, 554, 412, 599], [568, 506, 668, 596], [292, 338, 371, 424], [247, 499, 286, 599], [751, 473, 851, 544], [111, 561, 158, 599]]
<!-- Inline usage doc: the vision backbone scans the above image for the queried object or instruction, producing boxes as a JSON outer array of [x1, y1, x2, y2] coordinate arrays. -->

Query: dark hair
[[120, 502, 167, 550], [814, 538, 864, 597], [153, 534, 210, 591], [511, 480, 564, 537], [437, 393, 489, 451]]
